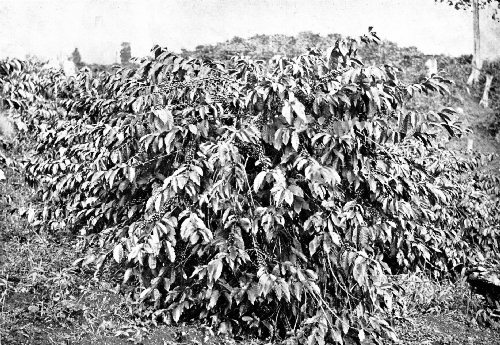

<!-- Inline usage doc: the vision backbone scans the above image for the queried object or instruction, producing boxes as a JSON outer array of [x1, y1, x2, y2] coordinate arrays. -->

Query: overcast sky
[[0, 0, 499, 64]]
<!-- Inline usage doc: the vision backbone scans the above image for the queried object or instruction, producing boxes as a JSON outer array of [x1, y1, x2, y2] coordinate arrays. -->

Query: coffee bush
[[21, 32, 500, 344]]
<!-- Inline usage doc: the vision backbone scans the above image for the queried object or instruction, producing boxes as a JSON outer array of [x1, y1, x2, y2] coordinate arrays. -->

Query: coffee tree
[[25, 31, 498, 344]]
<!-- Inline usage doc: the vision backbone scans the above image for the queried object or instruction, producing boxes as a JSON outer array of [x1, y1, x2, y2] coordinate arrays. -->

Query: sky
[[0, 0, 499, 64]]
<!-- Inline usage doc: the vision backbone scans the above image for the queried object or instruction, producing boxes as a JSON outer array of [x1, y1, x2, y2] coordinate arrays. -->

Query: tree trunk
[[467, 0, 482, 85], [480, 74, 494, 107], [467, 138, 474, 152]]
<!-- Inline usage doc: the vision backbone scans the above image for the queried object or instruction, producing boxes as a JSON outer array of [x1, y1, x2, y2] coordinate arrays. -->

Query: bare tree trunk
[[467, 0, 482, 85], [480, 74, 494, 107]]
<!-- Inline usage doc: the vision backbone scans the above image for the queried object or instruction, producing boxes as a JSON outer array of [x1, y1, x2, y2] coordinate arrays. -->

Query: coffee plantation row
[[1, 30, 499, 344]]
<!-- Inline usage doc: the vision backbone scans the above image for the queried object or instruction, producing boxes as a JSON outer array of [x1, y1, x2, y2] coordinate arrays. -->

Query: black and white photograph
[[1, 1, 500, 344]]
